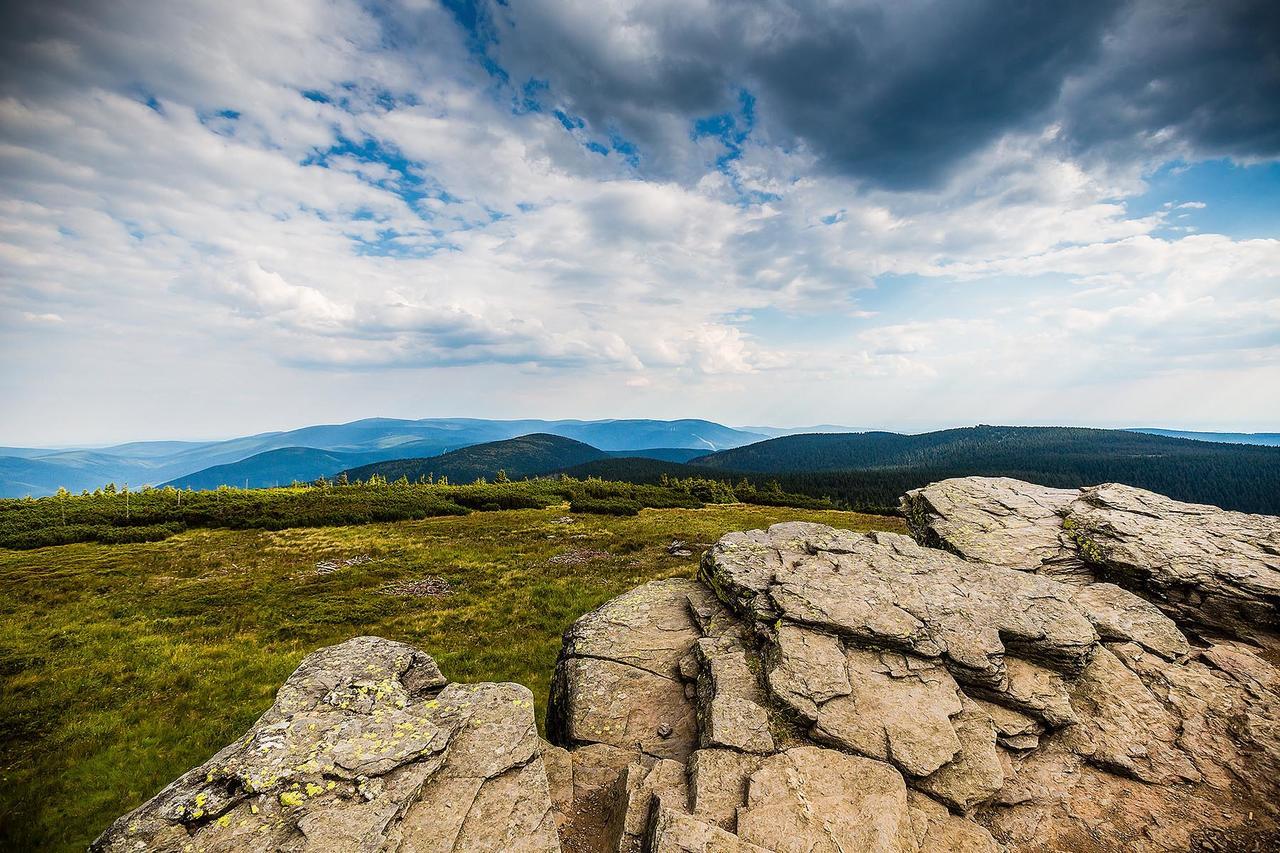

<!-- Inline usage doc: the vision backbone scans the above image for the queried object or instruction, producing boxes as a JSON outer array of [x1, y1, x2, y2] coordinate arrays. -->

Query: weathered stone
[[693, 636, 775, 754], [812, 648, 964, 778], [913, 697, 1003, 813], [707, 524, 1098, 692], [91, 636, 559, 853], [989, 656, 1077, 728], [763, 623, 849, 722], [1062, 645, 1200, 784], [972, 698, 1044, 752], [542, 741, 574, 817], [571, 743, 645, 801], [1072, 582, 1191, 660], [609, 759, 688, 853], [549, 579, 704, 761], [686, 593, 743, 640], [687, 749, 763, 831], [902, 476, 1086, 578], [551, 656, 696, 761], [906, 790, 1000, 853], [562, 578, 710, 677], [645, 808, 771, 853], [735, 746, 917, 853], [1065, 483, 1280, 645]]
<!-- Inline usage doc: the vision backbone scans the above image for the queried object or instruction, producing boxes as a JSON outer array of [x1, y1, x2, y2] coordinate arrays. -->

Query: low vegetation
[[0, 475, 836, 550], [0, 501, 902, 852]]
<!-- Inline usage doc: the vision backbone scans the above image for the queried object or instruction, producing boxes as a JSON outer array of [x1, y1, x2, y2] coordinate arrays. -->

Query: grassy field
[[0, 502, 902, 852]]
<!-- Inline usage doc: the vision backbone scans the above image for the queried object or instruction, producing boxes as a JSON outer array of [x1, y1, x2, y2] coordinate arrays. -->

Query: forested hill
[[340, 434, 608, 483], [680, 426, 1280, 513]]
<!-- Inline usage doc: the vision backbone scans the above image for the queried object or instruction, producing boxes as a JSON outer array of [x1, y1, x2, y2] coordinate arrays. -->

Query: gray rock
[[912, 696, 1004, 813], [707, 524, 1098, 695], [645, 807, 771, 853], [693, 636, 775, 754], [1065, 483, 1280, 645], [763, 623, 850, 722], [549, 579, 704, 761], [735, 746, 918, 853], [906, 790, 1000, 853], [687, 749, 764, 831], [812, 649, 964, 778], [91, 636, 559, 853], [902, 476, 1087, 579], [609, 758, 688, 853], [551, 655, 696, 762], [1072, 582, 1191, 660]]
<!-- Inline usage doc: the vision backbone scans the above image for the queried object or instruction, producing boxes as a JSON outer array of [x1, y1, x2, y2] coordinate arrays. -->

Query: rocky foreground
[[94, 478, 1280, 852]]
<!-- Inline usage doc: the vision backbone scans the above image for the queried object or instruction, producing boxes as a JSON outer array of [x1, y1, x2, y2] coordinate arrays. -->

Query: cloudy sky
[[2, 0, 1278, 445]]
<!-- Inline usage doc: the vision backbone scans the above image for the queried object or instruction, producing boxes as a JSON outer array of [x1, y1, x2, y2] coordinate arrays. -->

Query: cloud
[[479, 0, 1279, 188], [0, 0, 1277, 444]]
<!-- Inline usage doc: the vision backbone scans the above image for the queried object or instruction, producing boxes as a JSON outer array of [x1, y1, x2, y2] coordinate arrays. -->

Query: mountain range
[[0, 418, 763, 497], [2, 420, 1278, 507], [335, 426, 1280, 514]]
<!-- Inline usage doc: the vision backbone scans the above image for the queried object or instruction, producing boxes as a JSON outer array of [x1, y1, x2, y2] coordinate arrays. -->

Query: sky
[[1, 0, 1279, 446]]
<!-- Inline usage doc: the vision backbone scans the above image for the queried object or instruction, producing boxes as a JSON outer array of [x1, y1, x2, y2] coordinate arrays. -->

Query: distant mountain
[[164, 447, 402, 490], [1128, 429, 1280, 447], [736, 424, 869, 438], [602, 447, 708, 463], [539, 419, 765, 451], [0, 417, 764, 497], [340, 434, 611, 483], [687, 425, 1280, 514]]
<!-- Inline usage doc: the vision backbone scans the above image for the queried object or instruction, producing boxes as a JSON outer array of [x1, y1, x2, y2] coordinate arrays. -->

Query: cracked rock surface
[[905, 476, 1280, 647], [91, 636, 559, 853], [548, 479, 1280, 852]]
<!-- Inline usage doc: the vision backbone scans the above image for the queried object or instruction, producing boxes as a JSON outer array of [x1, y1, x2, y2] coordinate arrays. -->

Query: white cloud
[[0, 0, 1277, 444]]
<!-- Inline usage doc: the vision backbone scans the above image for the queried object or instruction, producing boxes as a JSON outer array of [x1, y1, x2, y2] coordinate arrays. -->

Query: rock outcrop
[[96, 477, 1280, 853], [547, 480, 1280, 852], [904, 477, 1280, 647], [91, 636, 560, 853]]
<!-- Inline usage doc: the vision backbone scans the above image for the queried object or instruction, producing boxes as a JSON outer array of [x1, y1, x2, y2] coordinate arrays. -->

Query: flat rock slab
[[549, 578, 704, 762], [735, 746, 917, 853], [91, 636, 559, 853], [902, 477, 1085, 577]]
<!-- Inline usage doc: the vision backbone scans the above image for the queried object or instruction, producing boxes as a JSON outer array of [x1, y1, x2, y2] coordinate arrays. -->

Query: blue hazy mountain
[[1127, 429, 1280, 446], [736, 424, 870, 437], [0, 418, 766, 497]]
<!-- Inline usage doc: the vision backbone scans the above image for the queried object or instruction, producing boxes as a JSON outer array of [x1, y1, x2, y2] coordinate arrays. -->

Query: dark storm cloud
[[1061, 0, 1280, 163], [481, 0, 1280, 188]]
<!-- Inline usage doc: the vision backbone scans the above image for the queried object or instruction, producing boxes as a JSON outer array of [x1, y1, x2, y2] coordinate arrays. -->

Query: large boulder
[[904, 477, 1280, 647], [1066, 483, 1280, 646], [91, 636, 560, 853], [902, 477, 1085, 578]]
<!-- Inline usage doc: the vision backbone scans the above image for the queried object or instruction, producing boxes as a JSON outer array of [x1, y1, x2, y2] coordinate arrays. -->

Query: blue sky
[[1, 0, 1278, 444]]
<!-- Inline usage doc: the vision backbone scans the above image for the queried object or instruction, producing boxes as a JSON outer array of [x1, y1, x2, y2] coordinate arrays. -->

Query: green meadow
[[0, 501, 902, 852]]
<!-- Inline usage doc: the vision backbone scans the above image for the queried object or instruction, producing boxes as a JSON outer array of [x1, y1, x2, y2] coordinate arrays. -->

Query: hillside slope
[[340, 434, 610, 483], [685, 425, 1280, 513], [163, 447, 383, 490]]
